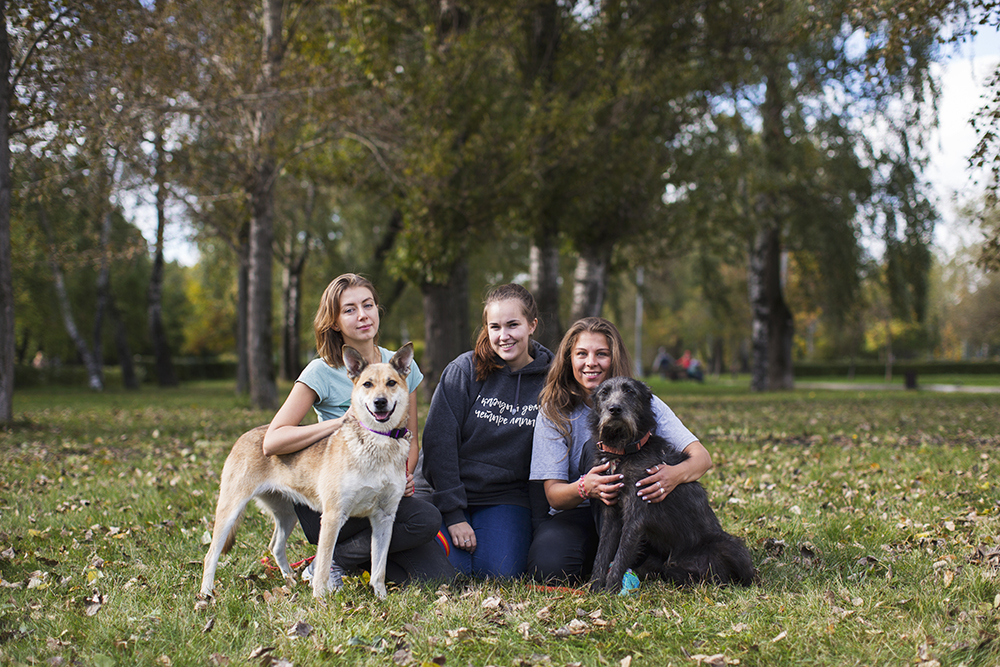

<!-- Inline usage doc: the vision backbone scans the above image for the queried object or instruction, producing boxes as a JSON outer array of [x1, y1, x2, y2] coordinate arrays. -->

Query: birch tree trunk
[[246, 0, 284, 410], [570, 244, 610, 322], [420, 259, 469, 399], [38, 206, 103, 391], [748, 224, 794, 391], [748, 62, 794, 392], [93, 209, 112, 374], [280, 231, 308, 382], [148, 129, 177, 386], [236, 246, 250, 395], [529, 227, 561, 351], [0, 1, 13, 422]]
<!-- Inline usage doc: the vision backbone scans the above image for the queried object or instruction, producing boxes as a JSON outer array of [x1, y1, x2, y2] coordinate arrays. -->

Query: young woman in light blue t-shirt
[[262, 273, 453, 586]]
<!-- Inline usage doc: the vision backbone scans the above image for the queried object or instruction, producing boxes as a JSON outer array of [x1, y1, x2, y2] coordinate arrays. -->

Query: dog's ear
[[390, 342, 414, 378], [343, 346, 367, 379]]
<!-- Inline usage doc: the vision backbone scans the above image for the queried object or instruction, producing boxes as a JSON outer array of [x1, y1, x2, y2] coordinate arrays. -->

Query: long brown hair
[[539, 317, 632, 436], [314, 273, 380, 368], [472, 284, 539, 381]]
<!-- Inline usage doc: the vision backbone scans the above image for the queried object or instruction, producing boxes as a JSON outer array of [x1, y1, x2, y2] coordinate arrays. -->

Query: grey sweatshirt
[[421, 341, 554, 526]]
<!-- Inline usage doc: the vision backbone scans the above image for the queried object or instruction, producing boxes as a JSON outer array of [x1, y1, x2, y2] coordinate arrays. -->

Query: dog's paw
[[372, 582, 388, 599]]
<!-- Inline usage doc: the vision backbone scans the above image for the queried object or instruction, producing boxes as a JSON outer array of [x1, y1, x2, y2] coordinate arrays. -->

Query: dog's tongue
[[373, 411, 391, 422]]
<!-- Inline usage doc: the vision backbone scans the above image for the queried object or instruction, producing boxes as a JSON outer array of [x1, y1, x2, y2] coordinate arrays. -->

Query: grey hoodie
[[421, 341, 554, 527]]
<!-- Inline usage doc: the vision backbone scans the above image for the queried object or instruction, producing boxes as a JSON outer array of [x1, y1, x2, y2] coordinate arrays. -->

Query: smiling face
[[334, 286, 380, 348], [572, 331, 613, 394], [486, 299, 537, 372]]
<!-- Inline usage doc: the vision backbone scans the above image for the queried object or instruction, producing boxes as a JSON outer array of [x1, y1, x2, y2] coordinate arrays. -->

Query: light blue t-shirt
[[296, 346, 423, 422]]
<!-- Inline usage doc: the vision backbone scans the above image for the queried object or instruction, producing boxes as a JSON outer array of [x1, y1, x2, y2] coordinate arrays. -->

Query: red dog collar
[[597, 430, 651, 456]]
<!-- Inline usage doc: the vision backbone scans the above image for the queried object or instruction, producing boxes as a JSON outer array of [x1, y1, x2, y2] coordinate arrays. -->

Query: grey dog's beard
[[597, 415, 639, 445]]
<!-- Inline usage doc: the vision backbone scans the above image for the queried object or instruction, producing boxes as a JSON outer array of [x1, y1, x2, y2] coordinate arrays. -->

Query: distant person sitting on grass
[[679, 350, 704, 382], [652, 346, 676, 380]]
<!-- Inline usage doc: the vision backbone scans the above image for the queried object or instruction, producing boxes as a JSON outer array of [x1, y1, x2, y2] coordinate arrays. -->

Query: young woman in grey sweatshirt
[[421, 284, 554, 578]]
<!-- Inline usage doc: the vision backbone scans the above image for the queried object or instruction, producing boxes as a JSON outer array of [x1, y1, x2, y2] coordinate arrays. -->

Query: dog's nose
[[373, 397, 388, 411], [608, 404, 621, 416]]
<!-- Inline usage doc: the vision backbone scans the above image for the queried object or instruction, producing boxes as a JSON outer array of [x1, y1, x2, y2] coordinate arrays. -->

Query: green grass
[[2, 380, 1000, 666]]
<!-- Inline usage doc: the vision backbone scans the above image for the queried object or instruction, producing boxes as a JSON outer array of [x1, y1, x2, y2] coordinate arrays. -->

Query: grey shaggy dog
[[588, 376, 755, 593]]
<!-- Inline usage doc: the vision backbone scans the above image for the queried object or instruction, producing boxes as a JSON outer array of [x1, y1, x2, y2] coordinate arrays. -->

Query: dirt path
[[796, 381, 1000, 394]]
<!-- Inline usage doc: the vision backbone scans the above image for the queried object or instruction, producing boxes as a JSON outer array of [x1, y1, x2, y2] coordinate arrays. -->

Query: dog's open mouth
[[368, 405, 396, 423]]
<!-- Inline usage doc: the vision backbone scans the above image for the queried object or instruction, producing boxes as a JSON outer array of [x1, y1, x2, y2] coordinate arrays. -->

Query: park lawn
[[1, 381, 999, 666]]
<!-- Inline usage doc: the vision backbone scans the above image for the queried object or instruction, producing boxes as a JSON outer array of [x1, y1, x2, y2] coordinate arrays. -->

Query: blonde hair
[[539, 317, 632, 436], [472, 284, 539, 381], [314, 273, 380, 368]]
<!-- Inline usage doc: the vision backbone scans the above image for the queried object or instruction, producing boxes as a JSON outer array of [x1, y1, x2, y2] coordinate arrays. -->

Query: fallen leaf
[[247, 646, 274, 660], [84, 590, 106, 616], [287, 620, 312, 638], [482, 596, 502, 609], [445, 627, 471, 641], [156, 656, 171, 666], [771, 630, 787, 643], [620, 656, 633, 667], [392, 648, 414, 666], [942, 570, 954, 587], [553, 619, 589, 637], [208, 653, 230, 665], [517, 622, 531, 639]]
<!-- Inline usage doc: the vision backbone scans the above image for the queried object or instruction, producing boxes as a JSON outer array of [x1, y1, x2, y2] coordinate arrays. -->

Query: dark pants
[[294, 495, 454, 584], [527, 438, 603, 584], [527, 506, 599, 584]]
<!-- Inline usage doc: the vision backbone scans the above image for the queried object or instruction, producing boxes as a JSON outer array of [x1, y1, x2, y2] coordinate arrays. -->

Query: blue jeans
[[445, 505, 532, 578]]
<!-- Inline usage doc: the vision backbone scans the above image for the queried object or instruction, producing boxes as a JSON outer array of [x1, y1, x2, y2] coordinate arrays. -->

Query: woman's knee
[[396, 496, 442, 538]]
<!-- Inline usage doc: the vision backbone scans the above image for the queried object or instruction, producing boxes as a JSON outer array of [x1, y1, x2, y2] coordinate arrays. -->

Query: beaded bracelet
[[577, 475, 587, 499]]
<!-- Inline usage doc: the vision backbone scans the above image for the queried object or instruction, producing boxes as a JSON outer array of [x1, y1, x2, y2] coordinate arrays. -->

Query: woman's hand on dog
[[636, 441, 714, 503], [404, 470, 415, 497], [449, 521, 477, 552], [587, 461, 625, 506]]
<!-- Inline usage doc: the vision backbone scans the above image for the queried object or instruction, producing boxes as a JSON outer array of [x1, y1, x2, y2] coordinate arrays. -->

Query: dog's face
[[589, 376, 656, 447], [343, 343, 413, 431]]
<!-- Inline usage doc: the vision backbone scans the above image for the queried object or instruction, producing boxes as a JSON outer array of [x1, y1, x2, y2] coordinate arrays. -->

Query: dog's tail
[[220, 512, 244, 555]]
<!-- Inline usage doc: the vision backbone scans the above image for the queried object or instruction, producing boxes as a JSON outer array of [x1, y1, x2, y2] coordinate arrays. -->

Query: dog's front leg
[[604, 513, 645, 594], [590, 505, 623, 593], [313, 505, 347, 598], [368, 505, 398, 599]]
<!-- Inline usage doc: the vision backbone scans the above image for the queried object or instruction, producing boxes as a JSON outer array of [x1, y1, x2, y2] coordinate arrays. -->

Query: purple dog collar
[[361, 423, 409, 439]]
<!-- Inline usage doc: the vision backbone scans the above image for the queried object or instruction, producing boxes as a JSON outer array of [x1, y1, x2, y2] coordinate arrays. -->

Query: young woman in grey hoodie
[[421, 284, 554, 577]]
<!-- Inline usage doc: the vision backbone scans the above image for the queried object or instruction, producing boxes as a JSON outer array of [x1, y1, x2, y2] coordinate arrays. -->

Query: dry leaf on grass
[[247, 646, 274, 660], [286, 620, 311, 638], [84, 590, 105, 616], [552, 619, 589, 637], [392, 647, 414, 665]]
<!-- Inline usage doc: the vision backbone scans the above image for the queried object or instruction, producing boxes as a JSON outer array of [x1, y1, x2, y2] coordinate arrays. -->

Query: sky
[[131, 22, 1000, 268], [928, 25, 1000, 257]]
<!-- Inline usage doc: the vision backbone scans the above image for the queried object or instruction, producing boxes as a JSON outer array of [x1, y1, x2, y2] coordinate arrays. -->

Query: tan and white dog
[[199, 343, 413, 599]]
